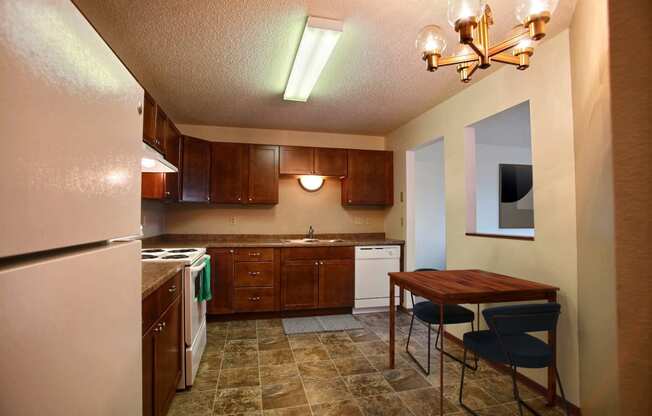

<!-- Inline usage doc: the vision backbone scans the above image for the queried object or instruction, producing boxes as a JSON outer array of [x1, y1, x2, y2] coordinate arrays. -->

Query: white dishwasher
[[354, 245, 401, 313]]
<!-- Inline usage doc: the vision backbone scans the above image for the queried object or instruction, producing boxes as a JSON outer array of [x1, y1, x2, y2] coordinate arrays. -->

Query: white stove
[[141, 247, 208, 390], [141, 247, 206, 265]]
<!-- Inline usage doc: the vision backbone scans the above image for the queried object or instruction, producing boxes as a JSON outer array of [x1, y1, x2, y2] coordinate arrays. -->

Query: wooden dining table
[[388, 269, 560, 415]]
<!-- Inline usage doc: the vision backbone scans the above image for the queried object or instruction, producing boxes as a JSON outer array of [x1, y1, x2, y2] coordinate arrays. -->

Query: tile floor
[[168, 311, 567, 416]]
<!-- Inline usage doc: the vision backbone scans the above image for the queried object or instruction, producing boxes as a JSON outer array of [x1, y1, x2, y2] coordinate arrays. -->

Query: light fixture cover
[[283, 16, 343, 102], [447, 0, 485, 27], [415, 25, 447, 56], [514, 0, 558, 23], [141, 143, 178, 173], [298, 175, 325, 192]]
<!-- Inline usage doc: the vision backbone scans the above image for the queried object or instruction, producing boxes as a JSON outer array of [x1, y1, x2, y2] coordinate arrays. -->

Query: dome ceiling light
[[416, 0, 558, 83], [298, 175, 325, 192]]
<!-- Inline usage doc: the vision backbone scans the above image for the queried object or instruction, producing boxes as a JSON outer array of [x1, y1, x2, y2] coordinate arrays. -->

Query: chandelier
[[416, 0, 558, 83]]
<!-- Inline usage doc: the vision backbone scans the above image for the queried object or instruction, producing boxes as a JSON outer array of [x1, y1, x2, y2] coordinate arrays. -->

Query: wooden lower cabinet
[[206, 248, 235, 315], [318, 259, 354, 308], [142, 273, 183, 416], [280, 248, 354, 310], [281, 259, 319, 310]]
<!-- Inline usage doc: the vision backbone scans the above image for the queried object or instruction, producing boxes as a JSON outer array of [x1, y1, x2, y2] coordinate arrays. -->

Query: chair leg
[[509, 365, 545, 416], [434, 323, 478, 371], [405, 313, 431, 375], [555, 366, 571, 416], [458, 348, 480, 416]]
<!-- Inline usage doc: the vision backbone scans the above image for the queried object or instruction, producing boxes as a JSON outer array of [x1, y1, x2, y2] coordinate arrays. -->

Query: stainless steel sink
[[283, 238, 345, 244]]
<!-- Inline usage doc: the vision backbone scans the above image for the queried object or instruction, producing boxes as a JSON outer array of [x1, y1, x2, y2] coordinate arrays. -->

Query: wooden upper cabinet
[[314, 148, 347, 177], [164, 122, 181, 201], [248, 145, 279, 204], [280, 146, 314, 175], [142, 173, 166, 200], [181, 136, 211, 202], [142, 92, 163, 152], [342, 149, 393, 206], [211, 142, 247, 204], [155, 106, 168, 153], [279, 146, 347, 177]]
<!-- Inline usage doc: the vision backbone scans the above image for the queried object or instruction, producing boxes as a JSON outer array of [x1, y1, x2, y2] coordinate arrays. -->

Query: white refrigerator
[[1, 1, 144, 414]]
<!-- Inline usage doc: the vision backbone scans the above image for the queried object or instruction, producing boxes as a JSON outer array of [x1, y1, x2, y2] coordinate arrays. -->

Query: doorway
[[406, 138, 446, 277]]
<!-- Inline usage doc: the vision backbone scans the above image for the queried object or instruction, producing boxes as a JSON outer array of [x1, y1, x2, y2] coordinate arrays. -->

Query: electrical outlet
[[400, 191, 404, 203], [229, 216, 237, 225], [400, 217, 404, 227]]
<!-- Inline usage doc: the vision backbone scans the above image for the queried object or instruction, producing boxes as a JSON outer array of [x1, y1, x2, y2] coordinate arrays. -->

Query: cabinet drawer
[[281, 246, 354, 261], [234, 248, 274, 262], [235, 262, 274, 287], [142, 271, 182, 333], [234, 288, 275, 312]]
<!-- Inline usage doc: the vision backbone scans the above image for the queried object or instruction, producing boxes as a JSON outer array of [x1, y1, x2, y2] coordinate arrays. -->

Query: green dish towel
[[198, 256, 212, 302]]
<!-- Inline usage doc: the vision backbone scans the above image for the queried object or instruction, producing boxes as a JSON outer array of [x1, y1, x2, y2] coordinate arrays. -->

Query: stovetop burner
[[167, 249, 198, 253], [162, 254, 189, 259], [142, 249, 165, 253], [141, 254, 158, 259]]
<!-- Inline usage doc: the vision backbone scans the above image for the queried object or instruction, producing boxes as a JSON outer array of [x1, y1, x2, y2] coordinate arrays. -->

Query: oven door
[[184, 254, 209, 346]]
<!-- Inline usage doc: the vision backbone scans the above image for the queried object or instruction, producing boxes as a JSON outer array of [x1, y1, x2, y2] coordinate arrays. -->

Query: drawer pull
[[248, 271, 261, 276], [248, 252, 261, 257], [248, 296, 262, 302], [168, 285, 177, 293]]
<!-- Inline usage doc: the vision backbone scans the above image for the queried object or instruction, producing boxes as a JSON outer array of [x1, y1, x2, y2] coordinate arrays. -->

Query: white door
[[0, 241, 142, 416], [0, 0, 143, 257]]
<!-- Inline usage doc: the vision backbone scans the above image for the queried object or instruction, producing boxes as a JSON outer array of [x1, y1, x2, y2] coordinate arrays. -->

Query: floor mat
[[282, 314, 363, 335]]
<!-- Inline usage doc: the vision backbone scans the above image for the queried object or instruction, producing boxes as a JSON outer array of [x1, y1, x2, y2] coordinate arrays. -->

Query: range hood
[[141, 143, 178, 173]]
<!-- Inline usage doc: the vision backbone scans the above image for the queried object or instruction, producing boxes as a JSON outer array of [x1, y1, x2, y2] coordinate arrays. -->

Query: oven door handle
[[189, 255, 210, 273]]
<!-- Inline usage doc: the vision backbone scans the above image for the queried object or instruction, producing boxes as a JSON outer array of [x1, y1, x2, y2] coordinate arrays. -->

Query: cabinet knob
[[137, 102, 143, 115], [160, 321, 166, 328], [168, 285, 176, 292], [229, 250, 234, 254], [315, 261, 318, 265], [248, 197, 253, 201], [320, 261, 324, 265], [248, 271, 260, 276], [237, 197, 241, 201], [165, 191, 171, 196]]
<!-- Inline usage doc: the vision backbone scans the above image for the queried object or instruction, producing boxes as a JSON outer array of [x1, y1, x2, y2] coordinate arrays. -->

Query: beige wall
[[141, 199, 166, 237], [385, 31, 580, 404], [569, 0, 620, 414], [163, 125, 387, 235]]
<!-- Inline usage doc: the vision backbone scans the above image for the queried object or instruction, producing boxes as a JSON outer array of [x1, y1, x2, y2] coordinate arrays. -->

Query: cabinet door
[[142, 173, 166, 200], [318, 259, 354, 308], [248, 145, 279, 204], [142, 92, 162, 151], [314, 148, 347, 177], [181, 136, 211, 202], [281, 260, 319, 310], [342, 150, 393, 206], [142, 328, 155, 416], [211, 142, 247, 204], [280, 146, 314, 175], [154, 297, 182, 416], [207, 249, 235, 315], [155, 106, 168, 153], [164, 122, 181, 201]]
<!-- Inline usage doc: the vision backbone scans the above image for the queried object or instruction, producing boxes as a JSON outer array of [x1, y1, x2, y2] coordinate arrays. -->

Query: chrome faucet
[[307, 225, 315, 239]]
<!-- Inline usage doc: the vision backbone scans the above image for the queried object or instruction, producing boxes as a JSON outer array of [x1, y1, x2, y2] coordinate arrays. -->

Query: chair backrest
[[412, 268, 438, 304], [483, 303, 561, 336]]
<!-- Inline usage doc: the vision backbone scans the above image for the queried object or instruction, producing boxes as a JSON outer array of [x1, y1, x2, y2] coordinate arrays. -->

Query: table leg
[[389, 278, 395, 369], [439, 303, 444, 416], [547, 293, 557, 406]]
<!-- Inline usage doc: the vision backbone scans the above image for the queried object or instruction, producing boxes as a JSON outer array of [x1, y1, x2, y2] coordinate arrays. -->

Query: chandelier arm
[[438, 54, 479, 67], [491, 53, 521, 66], [488, 30, 530, 57], [468, 41, 486, 60]]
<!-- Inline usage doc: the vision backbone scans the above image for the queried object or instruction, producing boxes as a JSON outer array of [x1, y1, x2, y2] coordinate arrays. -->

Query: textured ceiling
[[73, 0, 575, 135]]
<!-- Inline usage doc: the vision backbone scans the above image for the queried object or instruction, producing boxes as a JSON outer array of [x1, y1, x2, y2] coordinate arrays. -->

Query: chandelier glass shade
[[417, 0, 557, 83]]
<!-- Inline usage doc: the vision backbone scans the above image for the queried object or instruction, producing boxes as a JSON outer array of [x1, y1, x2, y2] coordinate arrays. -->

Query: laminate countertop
[[141, 233, 404, 249], [142, 261, 184, 299]]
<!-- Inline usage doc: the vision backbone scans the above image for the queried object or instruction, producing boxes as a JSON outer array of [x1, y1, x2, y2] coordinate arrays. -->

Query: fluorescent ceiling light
[[284, 16, 343, 102]]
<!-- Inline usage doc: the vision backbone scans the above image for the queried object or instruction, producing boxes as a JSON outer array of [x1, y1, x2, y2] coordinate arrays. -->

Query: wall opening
[[466, 101, 535, 238]]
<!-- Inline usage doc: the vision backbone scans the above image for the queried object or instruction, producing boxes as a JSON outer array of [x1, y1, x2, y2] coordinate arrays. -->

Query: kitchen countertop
[[141, 233, 404, 249], [142, 261, 185, 299]]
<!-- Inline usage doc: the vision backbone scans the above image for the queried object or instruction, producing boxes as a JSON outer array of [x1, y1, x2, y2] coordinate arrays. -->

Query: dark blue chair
[[405, 268, 478, 375], [459, 303, 570, 416]]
